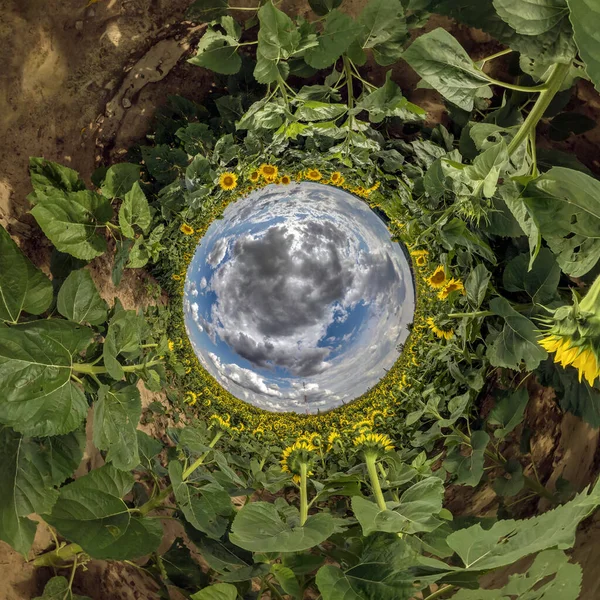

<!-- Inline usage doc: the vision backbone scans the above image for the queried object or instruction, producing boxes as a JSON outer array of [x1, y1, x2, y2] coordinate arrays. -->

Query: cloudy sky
[[183, 182, 415, 413]]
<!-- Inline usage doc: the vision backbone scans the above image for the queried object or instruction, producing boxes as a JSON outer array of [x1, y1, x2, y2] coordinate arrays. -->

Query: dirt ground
[[1, 1, 600, 599]]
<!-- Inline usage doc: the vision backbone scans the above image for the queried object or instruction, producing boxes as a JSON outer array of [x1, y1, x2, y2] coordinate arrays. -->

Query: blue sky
[[183, 182, 415, 413]]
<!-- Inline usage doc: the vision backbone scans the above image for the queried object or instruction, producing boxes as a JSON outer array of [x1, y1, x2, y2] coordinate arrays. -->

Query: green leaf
[[0, 426, 84, 555], [465, 264, 491, 308], [295, 101, 347, 121], [191, 583, 238, 600], [493, 459, 524, 497], [102, 310, 143, 380], [100, 163, 141, 199], [309, 0, 343, 15], [33, 576, 92, 600], [46, 464, 162, 559], [487, 387, 529, 439], [118, 182, 151, 238], [447, 479, 600, 571], [230, 501, 335, 552], [440, 218, 497, 263], [93, 384, 141, 471], [353, 0, 408, 65], [434, 0, 576, 64], [159, 537, 208, 591], [112, 238, 133, 287], [494, 0, 569, 35], [357, 72, 426, 123], [522, 167, 600, 276], [402, 28, 491, 111], [30, 190, 113, 260], [353, 477, 444, 536], [463, 141, 509, 198], [57, 269, 108, 325], [568, 0, 600, 91], [487, 297, 548, 371], [271, 563, 302, 599], [126, 236, 150, 269], [169, 461, 233, 539], [176, 123, 215, 155], [503, 248, 560, 305], [444, 430, 489, 487], [0, 225, 53, 323], [141, 145, 188, 185], [0, 320, 92, 436], [29, 158, 86, 195], [549, 111, 596, 141], [315, 534, 420, 600], [189, 29, 242, 75], [304, 10, 362, 69]]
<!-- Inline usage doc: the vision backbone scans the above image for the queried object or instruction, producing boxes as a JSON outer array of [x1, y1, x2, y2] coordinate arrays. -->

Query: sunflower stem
[[300, 462, 309, 526], [365, 453, 387, 511], [182, 431, 223, 480]]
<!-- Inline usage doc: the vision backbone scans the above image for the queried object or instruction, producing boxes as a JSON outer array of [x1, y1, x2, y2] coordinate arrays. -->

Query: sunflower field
[[1, 0, 600, 599]]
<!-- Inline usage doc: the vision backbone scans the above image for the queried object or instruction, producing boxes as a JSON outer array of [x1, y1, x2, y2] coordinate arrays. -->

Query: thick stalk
[[139, 484, 173, 516], [33, 543, 83, 567], [365, 453, 387, 511], [300, 462, 309, 526], [342, 56, 354, 110], [507, 62, 570, 156], [423, 584, 456, 600], [72, 360, 162, 375]]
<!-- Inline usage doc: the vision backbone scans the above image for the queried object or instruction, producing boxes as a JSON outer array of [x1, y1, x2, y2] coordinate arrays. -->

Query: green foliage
[[34, 577, 92, 600], [567, 0, 600, 91], [57, 269, 108, 325]]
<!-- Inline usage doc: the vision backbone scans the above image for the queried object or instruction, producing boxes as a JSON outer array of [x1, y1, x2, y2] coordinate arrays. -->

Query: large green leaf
[[304, 10, 362, 69], [271, 564, 302, 599], [402, 28, 490, 111], [522, 167, 600, 277], [186, 0, 228, 22], [315, 534, 421, 600], [33, 576, 92, 600], [0, 426, 84, 555], [309, 0, 343, 15], [502, 247, 561, 305], [191, 583, 238, 600], [487, 388, 529, 439], [230, 501, 335, 552], [189, 29, 242, 75], [433, 0, 576, 64], [444, 430, 489, 487], [158, 537, 209, 591], [487, 297, 547, 371], [0, 320, 92, 436], [102, 309, 144, 380], [356, 72, 425, 123], [568, 0, 600, 92], [449, 550, 581, 599], [57, 269, 108, 325], [118, 181, 151, 238], [353, 477, 444, 536], [29, 158, 86, 197], [447, 479, 600, 571], [440, 218, 497, 263], [46, 464, 162, 559], [465, 264, 491, 308], [0, 225, 52, 323], [170, 461, 233, 539], [30, 190, 113, 260], [100, 163, 141, 199], [494, 0, 569, 35], [93, 384, 141, 471]]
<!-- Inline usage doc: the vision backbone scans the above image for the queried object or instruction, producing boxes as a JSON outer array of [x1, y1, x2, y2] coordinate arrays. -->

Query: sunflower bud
[[539, 276, 600, 386]]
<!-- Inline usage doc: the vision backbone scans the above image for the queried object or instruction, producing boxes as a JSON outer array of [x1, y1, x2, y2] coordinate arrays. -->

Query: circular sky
[[183, 182, 415, 413]]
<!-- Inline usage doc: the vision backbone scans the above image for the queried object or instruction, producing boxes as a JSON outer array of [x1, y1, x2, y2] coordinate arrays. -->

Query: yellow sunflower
[[353, 432, 394, 453], [426, 317, 454, 340], [280, 174, 291, 185], [306, 168, 322, 181], [330, 171, 343, 185], [411, 249, 428, 267], [438, 278, 465, 300], [249, 170, 260, 182], [219, 172, 238, 191], [180, 223, 194, 235], [427, 266, 447, 289], [259, 163, 278, 181]]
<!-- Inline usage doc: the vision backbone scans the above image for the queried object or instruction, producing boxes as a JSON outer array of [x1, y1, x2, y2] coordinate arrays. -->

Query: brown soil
[[1, 1, 600, 599]]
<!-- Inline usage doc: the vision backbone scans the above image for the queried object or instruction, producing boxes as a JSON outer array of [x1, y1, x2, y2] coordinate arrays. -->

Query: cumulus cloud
[[183, 182, 415, 413]]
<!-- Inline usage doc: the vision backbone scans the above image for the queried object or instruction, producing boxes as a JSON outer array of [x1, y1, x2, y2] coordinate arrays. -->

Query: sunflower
[[327, 431, 342, 451], [168, 340, 175, 352], [280, 440, 315, 483], [426, 317, 454, 340], [306, 168, 322, 181], [330, 171, 343, 185], [172, 274, 182, 281], [539, 276, 600, 386], [411, 249, 429, 268], [184, 391, 197, 406], [180, 223, 194, 235], [249, 170, 260, 183], [219, 172, 238, 191], [353, 432, 394, 454], [280, 174, 291, 185], [427, 266, 447, 289], [209, 414, 231, 431], [259, 163, 278, 180], [438, 278, 465, 300]]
